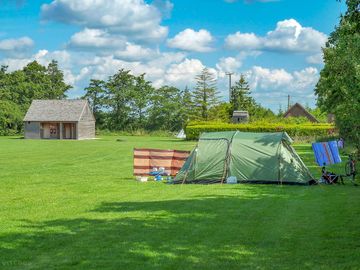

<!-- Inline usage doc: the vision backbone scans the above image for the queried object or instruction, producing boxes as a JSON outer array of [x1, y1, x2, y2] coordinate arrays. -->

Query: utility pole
[[287, 95, 291, 110], [226, 72, 234, 103]]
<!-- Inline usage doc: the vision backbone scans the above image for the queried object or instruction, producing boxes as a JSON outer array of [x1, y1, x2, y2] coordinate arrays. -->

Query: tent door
[[194, 139, 229, 181]]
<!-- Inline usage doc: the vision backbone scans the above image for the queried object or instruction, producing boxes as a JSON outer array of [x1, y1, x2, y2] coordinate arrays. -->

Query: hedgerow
[[185, 122, 336, 140]]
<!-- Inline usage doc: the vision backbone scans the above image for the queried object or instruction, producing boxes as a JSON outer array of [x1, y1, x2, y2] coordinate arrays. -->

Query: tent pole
[[182, 145, 197, 185], [277, 140, 282, 185], [221, 131, 238, 184]]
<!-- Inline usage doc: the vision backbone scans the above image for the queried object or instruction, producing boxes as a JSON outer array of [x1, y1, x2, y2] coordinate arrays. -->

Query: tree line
[[83, 67, 274, 132], [0, 61, 70, 135], [0, 62, 274, 135]]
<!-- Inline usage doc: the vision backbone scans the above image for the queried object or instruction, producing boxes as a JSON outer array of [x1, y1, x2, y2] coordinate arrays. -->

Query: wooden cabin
[[23, 99, 95, 140], [283, 103, 319, 123]]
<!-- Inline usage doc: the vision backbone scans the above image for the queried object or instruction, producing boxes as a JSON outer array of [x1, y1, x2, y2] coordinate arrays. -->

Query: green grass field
[[0, 136, 359, 270]]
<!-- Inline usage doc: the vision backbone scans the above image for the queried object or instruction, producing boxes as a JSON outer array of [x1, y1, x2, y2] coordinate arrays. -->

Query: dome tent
[[175, 131, 315, 185]]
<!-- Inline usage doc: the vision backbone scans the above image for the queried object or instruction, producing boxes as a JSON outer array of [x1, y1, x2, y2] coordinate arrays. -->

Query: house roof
[[232, 111, 249, 117], [283, 103, 319, 123], [23, 99, 89, 122]]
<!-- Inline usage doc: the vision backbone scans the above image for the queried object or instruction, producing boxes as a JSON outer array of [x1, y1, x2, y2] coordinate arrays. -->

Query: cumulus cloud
[[232, 65, 319, 108], [0, 36, 34, 57], [68, 28, 127, 50], [114, 43, 157, 61], [216, 57, 242, 74], [41, 0, 169, 43], [225, 19, 327, 53], [247, 65, 319, 92], [306, 53, 323, 64], [167, 29, 214, 52]]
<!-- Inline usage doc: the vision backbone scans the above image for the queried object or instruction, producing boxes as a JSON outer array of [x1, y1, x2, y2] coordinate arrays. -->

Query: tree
[[0, 101, 23, 135], [315, 0, 360, 155], [0, 61, 71, 135], [46, 60, 71, 99], [147, 86, 184, 131], [105, 69, 135, 130], [128, 74, 154, 129], [192, 68, 219, 120], [180, 86, 193, 124], [83, 79, 106, 127], [231, 74, 252, 111]]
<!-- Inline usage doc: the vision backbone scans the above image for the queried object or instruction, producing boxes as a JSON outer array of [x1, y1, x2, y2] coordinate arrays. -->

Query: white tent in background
[[176, 129, 186, 139]]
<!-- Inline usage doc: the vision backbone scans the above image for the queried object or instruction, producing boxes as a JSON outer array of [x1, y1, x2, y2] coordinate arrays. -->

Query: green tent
[[175, 131, 315, 185]]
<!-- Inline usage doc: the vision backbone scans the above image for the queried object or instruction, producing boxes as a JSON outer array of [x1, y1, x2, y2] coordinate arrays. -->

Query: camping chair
[[321, 165, 344, 185]]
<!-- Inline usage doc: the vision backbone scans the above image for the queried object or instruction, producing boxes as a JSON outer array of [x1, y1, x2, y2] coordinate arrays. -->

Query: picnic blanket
[[312, 141, 342, 166], [133, 148, 190, 176]]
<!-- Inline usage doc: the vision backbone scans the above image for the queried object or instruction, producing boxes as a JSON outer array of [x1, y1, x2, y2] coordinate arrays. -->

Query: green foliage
[[0, 61, 71, 135], [147, 86, 187, 131], [230, 74, 275, 121], [103, 69, 155, 131], [315, 0, 360, 154], [0, 101, 23, 135], [208, 102, 232, 122], [185, 121, 335, 140], [83, 79, 106, 127], [192, 68, 220, 120], [230, 74, 251, 111]]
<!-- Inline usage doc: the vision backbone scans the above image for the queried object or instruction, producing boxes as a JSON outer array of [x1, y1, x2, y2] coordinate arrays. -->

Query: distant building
[[23, 99, 95, 140], [283, 103, 319, 123], [232, 111, 249, 123]]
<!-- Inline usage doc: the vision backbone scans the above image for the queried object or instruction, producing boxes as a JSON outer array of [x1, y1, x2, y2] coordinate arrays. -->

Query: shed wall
[[24, 122, 41, 139], [80, 104, 95, 121], [78, 120, 95, 139]]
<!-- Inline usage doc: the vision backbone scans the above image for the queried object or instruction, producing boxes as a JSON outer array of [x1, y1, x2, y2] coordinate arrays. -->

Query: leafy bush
[[185, 122, 336, 140]]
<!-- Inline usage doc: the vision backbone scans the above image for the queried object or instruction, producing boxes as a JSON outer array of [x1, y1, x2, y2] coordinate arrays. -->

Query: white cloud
[[163, 58, 205, 84], [1, 50, 71, 71], [225, 32, 261, 51], [247, 66, 293, 90], [41, 0, 169, 43], [237, 65, 320, 109], [114, 43, 157, 61], [306, 53, 323, 64], [247, 65, 319, 92], [0, 36, 34, 57], [216, 57, 242, 74], [225, 19, 327, 53], [68, 28, 126, 50], [292, 67, 319, 89], [167, 29, 214, 52]]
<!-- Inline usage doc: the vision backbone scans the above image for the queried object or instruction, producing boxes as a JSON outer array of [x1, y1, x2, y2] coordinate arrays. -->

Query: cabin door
[[49, 123, 59, 139], [63, 123, 76, 139]]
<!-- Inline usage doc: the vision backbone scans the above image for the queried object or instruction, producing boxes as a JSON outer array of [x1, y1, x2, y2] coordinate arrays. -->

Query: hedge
[[185, 122, 336, 140]]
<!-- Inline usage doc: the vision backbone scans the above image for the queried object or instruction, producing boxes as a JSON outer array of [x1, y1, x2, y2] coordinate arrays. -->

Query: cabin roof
[[23, 99, 89, 122]]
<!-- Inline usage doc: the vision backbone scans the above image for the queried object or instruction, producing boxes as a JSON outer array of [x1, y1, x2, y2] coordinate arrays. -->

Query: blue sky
[[0, 0, 345, 111]]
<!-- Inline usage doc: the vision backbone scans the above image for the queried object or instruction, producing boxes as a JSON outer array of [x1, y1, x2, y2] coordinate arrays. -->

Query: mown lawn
[[0, 136, 359, 270]]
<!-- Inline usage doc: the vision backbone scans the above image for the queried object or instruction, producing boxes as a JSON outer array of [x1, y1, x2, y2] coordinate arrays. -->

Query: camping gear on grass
[[175, 131, 314, 185], [312, 141, 342, 166], [133, 148, 190, 177], [321, 165, 344, 184]]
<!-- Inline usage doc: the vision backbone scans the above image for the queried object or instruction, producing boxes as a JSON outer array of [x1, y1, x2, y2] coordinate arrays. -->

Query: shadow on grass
[[0, 194, 358, 269]]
